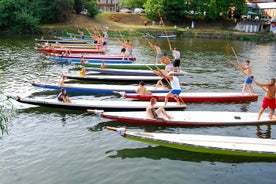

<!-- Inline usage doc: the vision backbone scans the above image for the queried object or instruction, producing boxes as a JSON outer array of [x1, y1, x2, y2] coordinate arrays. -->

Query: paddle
[[226, 58, 267, 92], [230, 46, 242, 66], [158, 10, 172, 50]]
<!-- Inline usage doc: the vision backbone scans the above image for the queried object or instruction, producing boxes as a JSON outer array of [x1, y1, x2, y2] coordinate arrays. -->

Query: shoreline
[[37, 13, 276, 42]]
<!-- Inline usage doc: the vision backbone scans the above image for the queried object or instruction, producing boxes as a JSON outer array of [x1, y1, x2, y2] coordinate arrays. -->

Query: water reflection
[[256, 124, 272, 138], [106, 145, 276, 163]]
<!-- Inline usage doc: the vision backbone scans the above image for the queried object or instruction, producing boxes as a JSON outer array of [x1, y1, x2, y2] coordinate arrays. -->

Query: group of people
[[118, 39, 134, 60], [153, 44, 181, 72], [53, 33, 275, 122], [238, 60, 276, 120]]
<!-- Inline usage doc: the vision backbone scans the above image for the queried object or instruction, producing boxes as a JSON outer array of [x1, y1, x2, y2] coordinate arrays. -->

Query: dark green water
[[0, 35, 276, 184]]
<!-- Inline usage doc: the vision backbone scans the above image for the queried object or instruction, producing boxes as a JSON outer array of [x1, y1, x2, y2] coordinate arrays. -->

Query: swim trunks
[[262, 97, 275, 109]]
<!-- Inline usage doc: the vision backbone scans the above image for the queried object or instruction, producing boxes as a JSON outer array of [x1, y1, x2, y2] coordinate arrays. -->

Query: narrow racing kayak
[[107, 127, 276, 158], [90, 110, 276, 126]]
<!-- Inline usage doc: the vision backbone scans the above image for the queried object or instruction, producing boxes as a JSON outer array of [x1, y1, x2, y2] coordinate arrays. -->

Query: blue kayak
[[31, 82, 169, 94], [157, 35, 176, 39]]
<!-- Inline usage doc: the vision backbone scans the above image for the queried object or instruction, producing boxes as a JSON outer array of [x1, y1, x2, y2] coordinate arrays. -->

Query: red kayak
[[37, 47, 105, 54], [122, 92, 259, 103]]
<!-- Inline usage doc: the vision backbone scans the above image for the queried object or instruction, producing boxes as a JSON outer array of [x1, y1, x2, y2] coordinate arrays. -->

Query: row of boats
[[12, 33, 276, 158]]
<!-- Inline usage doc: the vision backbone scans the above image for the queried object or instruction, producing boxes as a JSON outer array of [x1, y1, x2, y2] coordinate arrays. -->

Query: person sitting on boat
[[57, 88, 71, 103], [154, 69, 171, 90], [79, 67, 86, 77], [171, 48, 181, 72], [58, 74, 67, 86], [100, 61, 106, 69], [154, 62, 174, 90], [256, 78, 276, 120], [146, 98, 173, 120], [160, 71, 182, 106], [136, 81, 152, 96]]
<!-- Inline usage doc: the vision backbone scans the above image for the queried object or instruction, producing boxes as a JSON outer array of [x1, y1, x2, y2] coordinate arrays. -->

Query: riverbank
[[41, 13, 276, 41]]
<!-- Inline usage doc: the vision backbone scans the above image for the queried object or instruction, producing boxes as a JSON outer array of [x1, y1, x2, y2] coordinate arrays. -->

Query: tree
[[120, 0, 146, 9], [74, 0, 83, 14], [84, 0, 98, 18]]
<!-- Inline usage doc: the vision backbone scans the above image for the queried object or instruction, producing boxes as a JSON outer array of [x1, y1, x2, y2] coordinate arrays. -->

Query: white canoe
[[10, 96, 186, 111], [93, 111, 276, 126], [122, 92, 259, 102], [107, 127, 276, 158], [66, 75, 161, 82], [85, 68, 185, 76]]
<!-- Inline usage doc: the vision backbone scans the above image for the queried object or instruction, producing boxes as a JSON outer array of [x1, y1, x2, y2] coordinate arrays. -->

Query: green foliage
[[120, 0, 147, 8], [144, 0, 247, 22], [0, 0, 74, 33], [74, 0, 83, 14], [85, 0, 98, 18], [144, 0, 164, 20]]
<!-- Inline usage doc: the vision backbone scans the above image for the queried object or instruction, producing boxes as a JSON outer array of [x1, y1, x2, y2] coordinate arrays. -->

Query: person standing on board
[[57, 88, 72, 103], [125, 40, 133, 60], [171, 48, 181, 72], [239, 60, 254, 95], [256, 78, 276, 120], [78, 28, 85, 40], [158, 71, 181, 106], [136, 81, 152, 96], [154, 43, 162, 65], [146, 97, 173, 120], [154, 55, 174, 89]]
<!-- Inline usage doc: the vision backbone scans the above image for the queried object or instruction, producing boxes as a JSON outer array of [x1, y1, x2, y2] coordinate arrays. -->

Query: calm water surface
[[0, 35, 276, 184]]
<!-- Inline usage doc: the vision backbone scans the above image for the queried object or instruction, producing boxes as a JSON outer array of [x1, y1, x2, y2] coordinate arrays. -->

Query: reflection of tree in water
[[256, 124, 271, 138], [0, 85, 15, 136]]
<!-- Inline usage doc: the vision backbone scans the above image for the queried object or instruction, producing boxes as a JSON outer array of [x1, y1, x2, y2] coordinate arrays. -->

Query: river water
[[0, 35, 276, 184]]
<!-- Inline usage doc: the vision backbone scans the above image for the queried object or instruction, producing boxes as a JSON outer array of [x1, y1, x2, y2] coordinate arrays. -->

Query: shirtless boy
[[256, 78, 276, 120], [146, 98, 173, 120]]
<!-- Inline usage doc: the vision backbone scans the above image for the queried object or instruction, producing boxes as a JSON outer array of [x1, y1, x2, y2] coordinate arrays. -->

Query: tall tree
[[74, 0, 83, 14]]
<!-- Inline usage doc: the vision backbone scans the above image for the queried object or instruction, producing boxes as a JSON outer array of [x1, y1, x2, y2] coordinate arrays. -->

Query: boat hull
[[78, 63, 166, 70], [157, 35, 176, 38], [123, 92, 259, 103], [49, 57, 133, 64], [99, 111, 276, 126], [108, 127, 276, 158], [37, 47, 105, 54], [66, 75, 161, 82], [31, 82, 169, 94], [85, 68, 185, 76], [11, 96, 185, 111]]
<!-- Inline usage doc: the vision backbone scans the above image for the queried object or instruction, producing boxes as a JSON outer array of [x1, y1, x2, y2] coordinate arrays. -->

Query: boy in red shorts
[[256, 78, 276, 120]]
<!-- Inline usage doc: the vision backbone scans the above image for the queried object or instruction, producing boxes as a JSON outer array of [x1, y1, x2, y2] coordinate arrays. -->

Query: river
[[0, 35, 276, 184]]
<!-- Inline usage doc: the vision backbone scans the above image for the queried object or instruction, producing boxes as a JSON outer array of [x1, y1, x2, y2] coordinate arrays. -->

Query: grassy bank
[[41, 13, 276, 41]]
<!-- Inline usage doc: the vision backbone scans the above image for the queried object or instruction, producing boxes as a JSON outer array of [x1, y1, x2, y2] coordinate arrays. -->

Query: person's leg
[[241, 83, 247, 95], [172, 94, 180, 105], [269, 108, 275, 119], [155, 107, 173, 119], [164, 93, 172, 106], [248, 84, 254, 95], [257, 107, 265, 120]]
